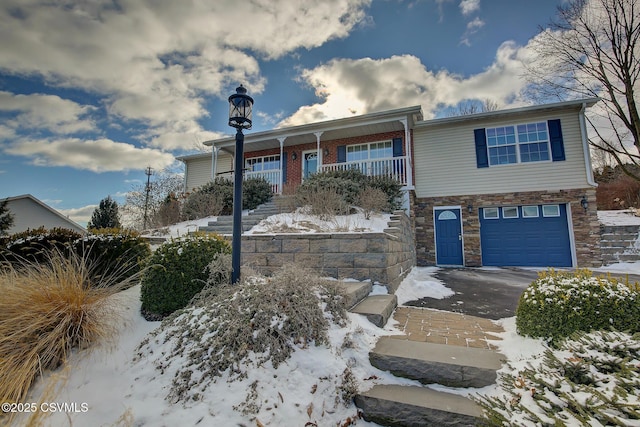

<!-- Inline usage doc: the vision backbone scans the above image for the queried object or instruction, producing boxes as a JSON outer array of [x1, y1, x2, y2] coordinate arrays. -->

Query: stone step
[[355, 385, 482, 427], [335, 280, 372, 309], [350, 295, 397, 327], [370, 337, 503, 388]]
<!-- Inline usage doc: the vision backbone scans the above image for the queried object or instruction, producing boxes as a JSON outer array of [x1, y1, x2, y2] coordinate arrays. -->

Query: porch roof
[[203, 105, 423, 155]]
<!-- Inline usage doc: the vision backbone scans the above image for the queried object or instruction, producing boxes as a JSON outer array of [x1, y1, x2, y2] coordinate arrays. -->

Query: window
[[542, 205, 560, 217], [246, 155, 280, 171], [483, 207, 499, 219], [487, 126, 517, 165], [522, 206, 539, 218], [347, 141, 392, 162], [502, 206, 519, 218], [486, 122, 551, 166]]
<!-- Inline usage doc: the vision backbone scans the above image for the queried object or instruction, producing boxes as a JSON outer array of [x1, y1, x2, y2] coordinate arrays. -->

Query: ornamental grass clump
[[0, 250, 128, 422], [516, 269, 640, 344]]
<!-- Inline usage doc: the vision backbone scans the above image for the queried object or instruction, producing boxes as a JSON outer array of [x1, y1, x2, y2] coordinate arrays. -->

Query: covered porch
[[207, 106, 423, 196]]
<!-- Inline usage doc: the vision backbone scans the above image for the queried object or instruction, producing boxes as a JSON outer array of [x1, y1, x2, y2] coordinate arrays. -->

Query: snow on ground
[[13, 216, 640, 426], [394, 267, 455, 305], [143, 216, 217, 238], [15, 265, 640, 427], [598, 209, 640, 226], [246, 209, 392, 234]]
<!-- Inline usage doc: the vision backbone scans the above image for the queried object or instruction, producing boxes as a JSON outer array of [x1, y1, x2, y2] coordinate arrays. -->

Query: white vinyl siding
[[6, 197, 85, 234], [184, 154, 232, 192], [413, 110, 591, 198]]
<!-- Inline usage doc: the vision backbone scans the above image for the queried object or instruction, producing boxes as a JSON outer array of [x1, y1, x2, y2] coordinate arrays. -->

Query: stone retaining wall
[[240, 211, 416, 292], [600, 225, 640, 265]]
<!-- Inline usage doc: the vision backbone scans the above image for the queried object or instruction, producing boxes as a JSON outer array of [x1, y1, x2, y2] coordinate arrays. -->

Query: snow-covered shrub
[[140, 233, 230, 320], [73, 228, 151, 286], [137, 263, 347, 404], [1, 226, 82, 264], [477, 330, 640, 426], [516, 269, 640, 343]]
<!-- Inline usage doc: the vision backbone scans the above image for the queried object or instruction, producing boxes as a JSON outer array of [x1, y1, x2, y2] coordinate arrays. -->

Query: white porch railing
[[246, 170, 281, 194], [321, 156, 408, 185]]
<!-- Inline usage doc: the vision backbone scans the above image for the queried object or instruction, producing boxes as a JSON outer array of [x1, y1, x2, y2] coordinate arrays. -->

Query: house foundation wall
[[411, 188, 601, 267]]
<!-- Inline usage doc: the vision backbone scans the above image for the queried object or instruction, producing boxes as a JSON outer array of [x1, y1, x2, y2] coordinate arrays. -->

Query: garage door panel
[[480, 205, 572, 267]]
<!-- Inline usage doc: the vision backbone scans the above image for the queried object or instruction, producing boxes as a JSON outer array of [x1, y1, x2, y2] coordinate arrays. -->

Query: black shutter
[[337, 145, 346, 163], [474, 128, 489, 168], [548, 119, 565, 161], [282, 152, 287, 184], [392, 138, 403, 157]]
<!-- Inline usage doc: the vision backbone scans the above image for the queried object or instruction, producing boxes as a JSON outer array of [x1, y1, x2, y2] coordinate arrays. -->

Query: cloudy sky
[[0, 0, 565, 225]]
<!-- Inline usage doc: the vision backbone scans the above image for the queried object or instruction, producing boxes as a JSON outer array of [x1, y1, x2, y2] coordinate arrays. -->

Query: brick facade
[[244, 130, 406, 190], [412, 188, 601, 268]]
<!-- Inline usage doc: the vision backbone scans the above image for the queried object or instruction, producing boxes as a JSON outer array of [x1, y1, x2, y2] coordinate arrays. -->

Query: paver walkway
[[391, 307, 504, 350]]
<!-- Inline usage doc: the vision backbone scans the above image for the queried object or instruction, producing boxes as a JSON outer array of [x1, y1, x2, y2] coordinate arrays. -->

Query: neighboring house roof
[[2, 194, 86, 235]]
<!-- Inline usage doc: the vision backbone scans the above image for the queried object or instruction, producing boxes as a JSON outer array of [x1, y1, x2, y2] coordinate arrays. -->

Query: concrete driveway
[[403, 267, 640, 320], [403, 268, 540, 320]]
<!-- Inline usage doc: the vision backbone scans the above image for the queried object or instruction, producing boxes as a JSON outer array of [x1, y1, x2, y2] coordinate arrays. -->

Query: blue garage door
[[480, 204, 572, 267]]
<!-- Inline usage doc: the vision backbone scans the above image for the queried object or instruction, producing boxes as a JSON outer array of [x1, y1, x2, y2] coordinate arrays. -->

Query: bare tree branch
[[525, 0, 640, 179]]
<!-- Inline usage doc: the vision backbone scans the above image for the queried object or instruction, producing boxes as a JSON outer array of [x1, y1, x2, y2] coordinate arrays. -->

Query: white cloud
[[0, 0, 371, 150], [0, 91, 95, 134], [460, 16, 485, 46], [57, 204, 97, 226], [5, 138, 176, 173], [279, 41, 530, 127], [459, 0, 480, 16]]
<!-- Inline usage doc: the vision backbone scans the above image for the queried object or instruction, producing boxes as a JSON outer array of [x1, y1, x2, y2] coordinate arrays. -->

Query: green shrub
[[183, 178, 233, 219], [1, 227, 82, 264], [367, 175, 403, 211], [140, 233, 231, 320], [516, 269, 640, 343], [243, 177, 273, 210], [74, 228, 151, 286], [477, 330, 640, 426], [182, 177, 272, 220], [296, 169, 402, 216]]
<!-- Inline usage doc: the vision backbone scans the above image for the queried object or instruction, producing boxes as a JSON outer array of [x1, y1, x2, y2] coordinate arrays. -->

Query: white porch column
[[314, 131, 324, 166], [211, 146, 219, 181], [278, 137, 286, 194], [400, 118, 413, 188]]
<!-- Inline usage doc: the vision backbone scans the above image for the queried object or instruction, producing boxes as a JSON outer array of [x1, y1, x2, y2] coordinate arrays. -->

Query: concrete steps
[[370, 337, 503, 388], [198, 200, 281, 235], [350, 294, 398, 328], [335, 281, 373, 310], [355, 384, 482, 427]]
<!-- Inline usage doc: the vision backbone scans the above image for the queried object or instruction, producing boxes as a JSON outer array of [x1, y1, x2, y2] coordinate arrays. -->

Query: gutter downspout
[[579, 102, 598, 187], [212, 146, 219, 183]]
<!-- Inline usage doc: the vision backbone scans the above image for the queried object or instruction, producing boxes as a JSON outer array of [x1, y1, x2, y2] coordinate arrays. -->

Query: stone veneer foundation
[[411, 188, 601, 268]]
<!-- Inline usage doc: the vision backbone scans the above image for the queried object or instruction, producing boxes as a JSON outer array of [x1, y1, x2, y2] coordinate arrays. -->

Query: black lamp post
[[228, 84, 254, 284]]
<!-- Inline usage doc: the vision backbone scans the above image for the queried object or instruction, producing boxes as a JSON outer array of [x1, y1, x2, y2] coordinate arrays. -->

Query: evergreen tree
[[0, 199, 15, 236], [88, 196, 121, 229]]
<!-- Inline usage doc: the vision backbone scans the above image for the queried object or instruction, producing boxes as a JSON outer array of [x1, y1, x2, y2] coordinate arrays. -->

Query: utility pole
[[143, 166, 153, 230]]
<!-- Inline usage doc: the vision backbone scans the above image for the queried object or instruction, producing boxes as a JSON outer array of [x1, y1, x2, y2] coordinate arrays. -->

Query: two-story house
[[178, 98, 600, 268]]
